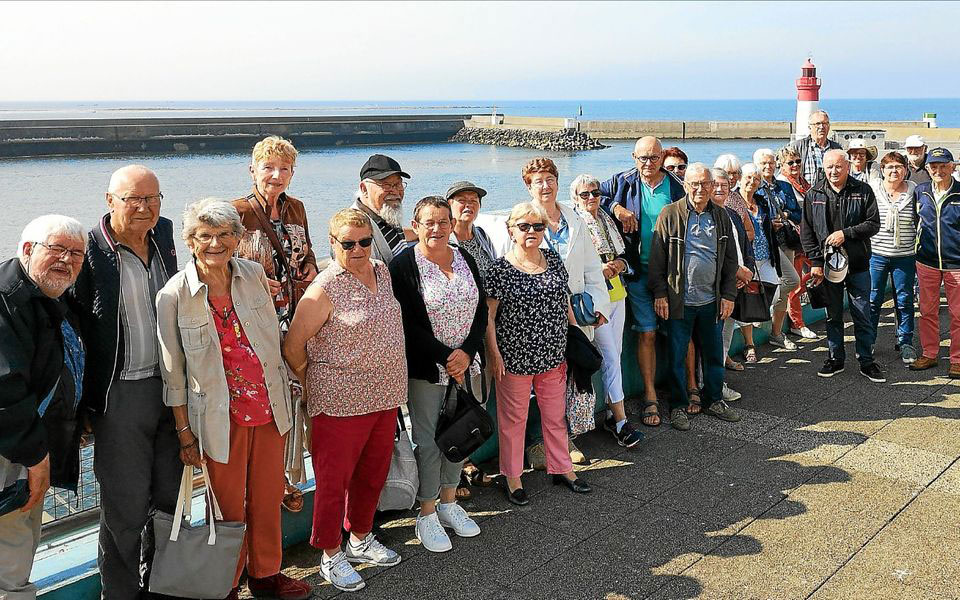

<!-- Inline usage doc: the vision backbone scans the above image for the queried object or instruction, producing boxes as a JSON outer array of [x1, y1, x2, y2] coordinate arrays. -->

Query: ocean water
[[0, 98, 957, 125], [0, 138, 784, 259]]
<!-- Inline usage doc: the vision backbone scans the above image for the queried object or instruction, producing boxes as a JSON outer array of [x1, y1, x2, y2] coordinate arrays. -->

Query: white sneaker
[[436, 502, 481, 538], [769, 334, 797, 350], [321, 551, 365, 592], [721, 382, 742, 402], [415, 511, 452, 553], [791, 326, 818, 339], [345, 533, 402, 565]]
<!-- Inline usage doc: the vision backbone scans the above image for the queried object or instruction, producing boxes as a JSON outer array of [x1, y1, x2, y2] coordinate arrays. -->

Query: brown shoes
[[248, 573, 312, 600], [910, 356, 939, 371], [951, 363, 960, 379]]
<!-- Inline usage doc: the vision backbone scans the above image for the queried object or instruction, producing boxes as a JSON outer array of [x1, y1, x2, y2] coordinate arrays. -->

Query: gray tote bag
[[377, 409, 419, 512], [150, 464, 246, 599]]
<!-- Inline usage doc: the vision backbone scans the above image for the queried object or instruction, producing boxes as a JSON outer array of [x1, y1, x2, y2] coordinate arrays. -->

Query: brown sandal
[[281, 485, 304, 513], [687, 389, 703, 415], [640, 400, 661, 427]]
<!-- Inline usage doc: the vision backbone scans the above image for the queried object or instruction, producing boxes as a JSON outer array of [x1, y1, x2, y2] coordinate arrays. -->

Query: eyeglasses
[[633, 154, 661, 163], [810, 122, 829, 128], [34, 241, 85, 261], [111, 192, 163, 207], [578, 190, 602, 199], [334, 236, 374, 250], [685, 181, 715, 190], [193, 232, 236, 245], [530, 178, 557, 188], [368, 179, 407, 192], [665, 164, 687, 172], [884, 164, 906, 171], [512, 223, 546, 233], [785, 160, 801, 166], [415, 219, 451, 229]]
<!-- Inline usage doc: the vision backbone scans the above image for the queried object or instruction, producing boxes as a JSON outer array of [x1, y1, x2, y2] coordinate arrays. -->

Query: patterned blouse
[[485, 249, 569, 375], [305, 260, 407, 417], [415, 246, 481, 385], [457, 235, 495, 279], [208, 294, 273, 427]]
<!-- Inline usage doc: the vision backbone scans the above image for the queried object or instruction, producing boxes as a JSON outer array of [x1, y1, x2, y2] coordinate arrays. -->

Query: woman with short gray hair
[[156, 198, 311, 600]]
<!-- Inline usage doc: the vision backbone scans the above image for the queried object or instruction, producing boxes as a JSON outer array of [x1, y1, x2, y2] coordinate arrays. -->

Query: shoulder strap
[[246, 196, 288, 268]]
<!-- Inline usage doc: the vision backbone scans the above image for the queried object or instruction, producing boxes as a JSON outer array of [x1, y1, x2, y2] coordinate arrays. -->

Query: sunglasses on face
[[665, 164, 687, 172], [513, 223, 546, 233], [334, 236, 374, 250], [785, 160, 801, 166], [578, 190, 602, 199]]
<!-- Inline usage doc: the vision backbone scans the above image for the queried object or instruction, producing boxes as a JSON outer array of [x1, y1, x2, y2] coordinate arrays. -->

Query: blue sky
[[1, 1, 957, 101]]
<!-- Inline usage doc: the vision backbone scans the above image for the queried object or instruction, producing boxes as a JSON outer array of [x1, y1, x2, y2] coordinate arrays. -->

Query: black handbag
[[731, 278, 776, 323], [434, 374, 493, 463], [806, 278, 831, 309], [775, 220, 803, 252]]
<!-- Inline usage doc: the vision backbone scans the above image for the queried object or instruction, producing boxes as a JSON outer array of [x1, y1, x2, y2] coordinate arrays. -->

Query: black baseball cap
[[360, 154, 410, 181], [445, 180, 487, 201]]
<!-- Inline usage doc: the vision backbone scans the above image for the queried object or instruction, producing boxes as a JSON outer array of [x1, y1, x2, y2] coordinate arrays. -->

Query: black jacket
[[388, 245, 488, 384], [70, 214, 178, 414], [724, 205, 756, 275], [0, 259, 82, 490], [800, 176, 880, 272]]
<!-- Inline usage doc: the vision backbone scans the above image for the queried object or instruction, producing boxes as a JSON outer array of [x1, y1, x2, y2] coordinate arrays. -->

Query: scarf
[[781, 172, 810, 196], [574, 205, 625, 259], [875, 181, 915, 249]]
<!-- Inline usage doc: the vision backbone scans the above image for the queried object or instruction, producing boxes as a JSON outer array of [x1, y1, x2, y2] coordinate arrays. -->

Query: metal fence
[[42, 441, 99, 526]]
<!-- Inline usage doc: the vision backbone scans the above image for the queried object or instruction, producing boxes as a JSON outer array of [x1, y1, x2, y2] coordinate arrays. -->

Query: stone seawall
[[450, 127, 607, 151]]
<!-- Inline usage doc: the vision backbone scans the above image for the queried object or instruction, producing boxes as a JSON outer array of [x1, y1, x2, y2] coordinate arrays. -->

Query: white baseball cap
[[904, 135, 926, 148], [825, 246, 848, 284]]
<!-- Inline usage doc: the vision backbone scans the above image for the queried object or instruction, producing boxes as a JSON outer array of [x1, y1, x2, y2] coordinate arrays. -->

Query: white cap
[[904, 135, 926, 148], [825, 246, 848, 284]]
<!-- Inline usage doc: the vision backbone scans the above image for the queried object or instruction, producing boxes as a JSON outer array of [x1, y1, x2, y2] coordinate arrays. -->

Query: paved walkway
[[272, 300, 960, 600]]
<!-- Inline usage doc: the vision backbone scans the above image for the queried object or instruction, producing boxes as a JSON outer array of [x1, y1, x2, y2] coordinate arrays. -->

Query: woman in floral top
[[485, 202, 593, 507], [388, 196, 488, 554]]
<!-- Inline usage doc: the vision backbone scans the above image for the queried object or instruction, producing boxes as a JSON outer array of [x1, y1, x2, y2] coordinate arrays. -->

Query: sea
[[1, 98, 957, 258]]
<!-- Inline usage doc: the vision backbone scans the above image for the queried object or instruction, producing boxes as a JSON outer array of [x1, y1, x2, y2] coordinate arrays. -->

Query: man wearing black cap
[[801, 149, 883, 382], [353, 154, 414, 263]]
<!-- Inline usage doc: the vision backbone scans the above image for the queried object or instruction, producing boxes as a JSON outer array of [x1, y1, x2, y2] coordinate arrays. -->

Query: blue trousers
[[825, 269, 876, 366], [868, 254, 916, 347], [665, 302, 724, 410]]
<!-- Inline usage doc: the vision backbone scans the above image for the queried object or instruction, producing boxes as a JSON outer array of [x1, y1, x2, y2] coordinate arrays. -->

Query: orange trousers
[[205, 421, 286, 587]]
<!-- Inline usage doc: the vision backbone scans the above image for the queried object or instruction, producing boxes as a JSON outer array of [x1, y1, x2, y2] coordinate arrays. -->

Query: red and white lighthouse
[[795, 58, 822, 139]]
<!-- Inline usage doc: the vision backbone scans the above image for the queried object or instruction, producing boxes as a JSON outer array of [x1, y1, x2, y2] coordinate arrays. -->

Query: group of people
[[2, 109, 959, 599]]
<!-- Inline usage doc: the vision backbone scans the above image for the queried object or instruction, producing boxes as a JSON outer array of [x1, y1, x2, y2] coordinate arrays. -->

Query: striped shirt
[[870, 180, 918, 258], [118, 246, 169, 379], [803, 142, 827, 185], [355, 201, 407, 257]]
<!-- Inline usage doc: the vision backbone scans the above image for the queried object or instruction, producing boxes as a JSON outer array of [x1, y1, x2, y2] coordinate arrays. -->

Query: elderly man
[[71, 165, 182, 599], [801, 150, 883, 382], [0, 216, 86, 600], [792, 110, 842, 185], [648, 164, 741, 431], [910, 148, 960, 378], [600, 136, 685, 427], [904, 135, 932, 185], [351, 154, 416, 263]]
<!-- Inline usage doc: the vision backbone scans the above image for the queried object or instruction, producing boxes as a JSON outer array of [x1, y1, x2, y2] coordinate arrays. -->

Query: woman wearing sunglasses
[[569, 174, 642, 448], [282, 208, 405, 592], [776, 146, 818, 340], [485, 202, 592, 506], [388, 196, 487, 553]]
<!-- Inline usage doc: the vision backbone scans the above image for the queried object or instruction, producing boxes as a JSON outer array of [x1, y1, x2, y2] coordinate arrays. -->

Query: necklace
[[511, 247, 544, 273], [208, 296, 242, 339]]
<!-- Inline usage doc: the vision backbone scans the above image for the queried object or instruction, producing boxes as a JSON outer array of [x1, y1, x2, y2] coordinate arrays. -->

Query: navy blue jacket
[[800, 176, 880, 272], [915, 179, 960, 270], [599, 168, 685, 278]]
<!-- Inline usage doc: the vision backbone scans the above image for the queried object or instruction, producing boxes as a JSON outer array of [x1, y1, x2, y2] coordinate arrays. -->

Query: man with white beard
[[353, 154, 415, 263]]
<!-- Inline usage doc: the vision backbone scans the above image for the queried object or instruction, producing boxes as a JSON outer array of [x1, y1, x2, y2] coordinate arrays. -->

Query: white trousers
[[593, 298, 627, 405]]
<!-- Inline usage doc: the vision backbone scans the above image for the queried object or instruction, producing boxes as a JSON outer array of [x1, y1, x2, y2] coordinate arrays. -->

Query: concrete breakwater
[[450, 126, 607, 151], [0, 114, 471, 158]]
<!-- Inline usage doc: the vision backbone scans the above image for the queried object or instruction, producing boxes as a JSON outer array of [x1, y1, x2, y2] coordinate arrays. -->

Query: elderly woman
[[447, 180, 496, 277], [282, 208, 404, 593], [570, 174, 643, 446], [776, 146, 818, 340], [522, 157, 610, 465], [754, 148, 801, 352], [388, 196, 486, 554], [486, 202, 592, 506], [848, 140, 882, 183], [156, 199, 311, 600], [233, 135, 316, 512], [714, 154, 755, 243], [663, 146, 688, 180], [870, 152, 919, 364], [738, 164, 782, 364]]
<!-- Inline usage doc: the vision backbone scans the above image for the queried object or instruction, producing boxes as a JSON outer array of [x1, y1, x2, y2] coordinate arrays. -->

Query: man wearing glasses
[[599, 136, 685, 427], [71, 165, 182, 599], [791, 110, 841, 185], [352, 154, 416, 264]]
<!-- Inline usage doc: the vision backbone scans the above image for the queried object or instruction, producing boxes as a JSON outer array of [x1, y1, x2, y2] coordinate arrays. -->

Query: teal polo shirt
[[639, 176, 673, 265]]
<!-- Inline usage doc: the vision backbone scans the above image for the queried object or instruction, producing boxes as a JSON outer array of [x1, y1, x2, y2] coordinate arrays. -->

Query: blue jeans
[[825, 269, 876, 366], [664, 302, 724, 410], [625, 271, 659, 333], [868, 254, 916, 347]]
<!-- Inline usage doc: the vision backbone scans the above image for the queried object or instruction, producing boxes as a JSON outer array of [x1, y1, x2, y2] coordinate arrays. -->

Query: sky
[[1, 1, 958, 102]]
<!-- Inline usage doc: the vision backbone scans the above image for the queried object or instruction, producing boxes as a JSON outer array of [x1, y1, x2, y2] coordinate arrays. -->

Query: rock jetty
[[451, 127, 608, 151]]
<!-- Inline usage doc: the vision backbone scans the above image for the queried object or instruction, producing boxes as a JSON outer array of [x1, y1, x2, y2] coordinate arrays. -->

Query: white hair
[[18, 215, 85, 262], [753, 148, 776, 166], [569, 174, 601, 203], [808, 109, 830, 124], [181, 198, 244, 242], [711, 168, 730, 181], [714, 154, 742, 172], [683, 163, 711, 182], [823, 149, 848, 164], [741, 163, 760, 178]]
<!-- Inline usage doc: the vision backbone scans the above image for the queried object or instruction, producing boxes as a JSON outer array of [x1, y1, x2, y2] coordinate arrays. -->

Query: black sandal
[[686, 389, 703, 415], [640, 400, 661, 427]]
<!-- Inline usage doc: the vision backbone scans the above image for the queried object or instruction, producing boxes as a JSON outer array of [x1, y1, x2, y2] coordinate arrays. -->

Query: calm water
[[0, 138, 785, 259]]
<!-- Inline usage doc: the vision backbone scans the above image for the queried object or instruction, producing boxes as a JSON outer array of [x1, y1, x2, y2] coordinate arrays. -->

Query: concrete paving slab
[[755, 419, 865, 464], [708, 442, 831, 491], [873, 414, 960, 456], [835, 438, 954, 486], [787, 469, 922, 520], [637, 428, 748, 470], [565, 456, 698, 503], [928, 460, 960, 495], [654, 470, 788, 525]]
